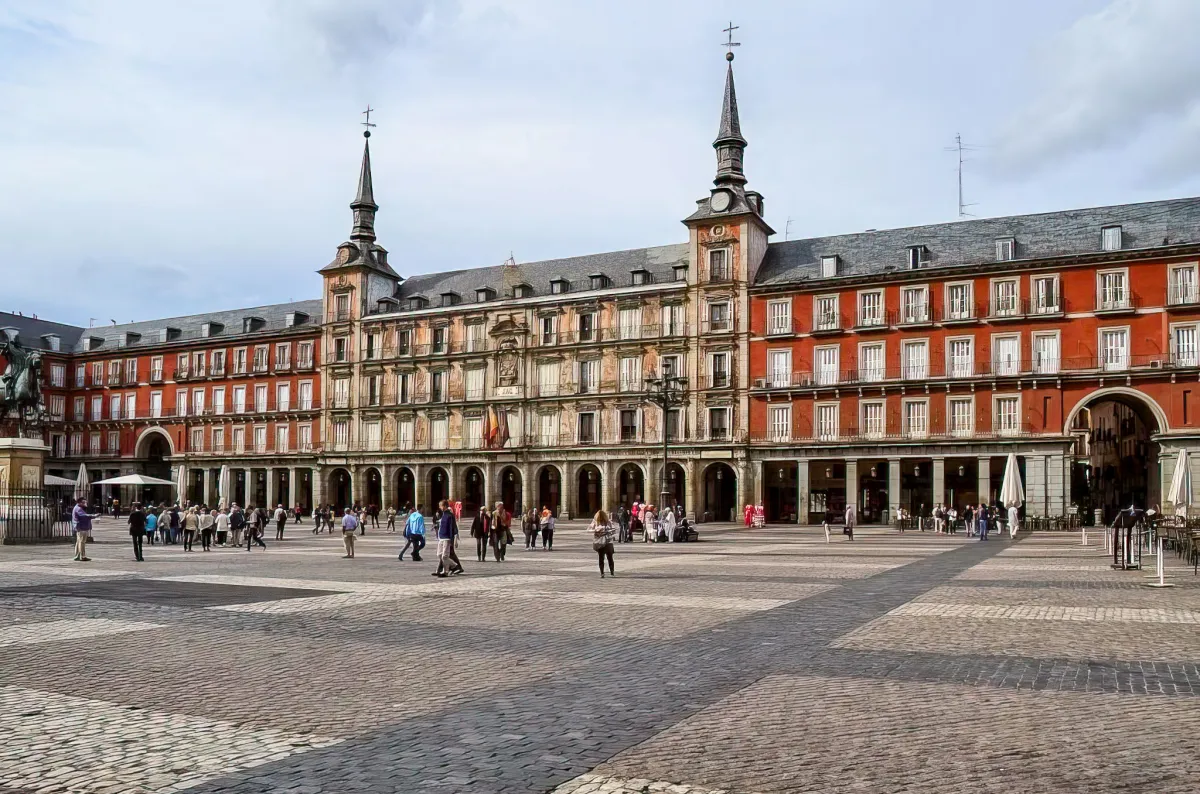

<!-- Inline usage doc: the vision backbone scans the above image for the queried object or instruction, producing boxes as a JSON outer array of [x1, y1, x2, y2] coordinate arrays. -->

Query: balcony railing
[[748, 423, 1040, 444], [1095, 292, 1140, 313], [184, 441, 323, 457], [701, 319, 734, 334], [854, 310, 895, 330], [811, 312, 845, 333], [1168, 285, 1200, 307], [898, 304, 931, 326]]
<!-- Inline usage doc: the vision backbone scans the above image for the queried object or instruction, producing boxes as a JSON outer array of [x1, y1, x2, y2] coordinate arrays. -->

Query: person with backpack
[[399, 506, 425, 561], [590, 509, 617, 578]]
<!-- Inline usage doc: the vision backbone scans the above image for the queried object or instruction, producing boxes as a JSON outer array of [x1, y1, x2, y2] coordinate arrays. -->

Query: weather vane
[[361, 105, 376, 138], [723, 21, 740, 61]]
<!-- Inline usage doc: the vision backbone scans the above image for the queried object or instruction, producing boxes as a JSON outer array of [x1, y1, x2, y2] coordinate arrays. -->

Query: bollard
[[1146, 537, 1175, 588], [1081, 527, 1087, 546], [823, 522, 830, 543]]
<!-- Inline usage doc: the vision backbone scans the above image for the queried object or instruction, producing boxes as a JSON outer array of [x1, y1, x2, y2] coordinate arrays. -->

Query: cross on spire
[[722, 21, 740, 61], [361, 105, 376, 138]]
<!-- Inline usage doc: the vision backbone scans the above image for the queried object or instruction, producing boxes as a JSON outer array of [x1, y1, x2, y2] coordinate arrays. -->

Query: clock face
[[710, 190, 731, 212]]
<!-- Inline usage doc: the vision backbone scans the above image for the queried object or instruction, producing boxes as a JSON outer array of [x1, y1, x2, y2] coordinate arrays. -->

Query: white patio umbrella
[[998, 452, 1025, 508], [44, 474, 78, 487], [92, 474, 178, 487], [217, 464, 230, 509], [1167, 449, 1190, 517], [175, 465, 187, 505], [74, 463, 89, 500]]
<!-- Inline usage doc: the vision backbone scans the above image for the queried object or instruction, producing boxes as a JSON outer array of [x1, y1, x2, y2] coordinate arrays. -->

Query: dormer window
[[1102, 225, 1123, 251], [121, 332, 141, 347], [162, 327, 182, 342], [285, 311, 310, 327], [201, 321, 223, 338], [673, 264, 688, 283], [476, 286, 496, 303], [84, 336, 103, 351], [820, 255, 839, 278], [588, 273, 609, 290], [375, 247, 388, 266], [408, 295, 429, 311], [995, 238, 1016, 262], [242, 316, 265, 333], [513, 283, 533, 299], [907, 246, 929, 270], [40, 334, 60, 352], [440, 291, 461, 307], [550, 278, 569, 295], [630, 268, 651, 286]]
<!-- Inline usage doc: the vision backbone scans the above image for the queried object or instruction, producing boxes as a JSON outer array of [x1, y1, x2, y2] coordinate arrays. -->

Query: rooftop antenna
[[944, 133, 979, 218], [785, 216, 795, 241]]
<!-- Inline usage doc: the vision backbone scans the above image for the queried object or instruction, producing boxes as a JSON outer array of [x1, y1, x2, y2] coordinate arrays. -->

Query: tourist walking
[[182, 507, 199, 552], [617, 505, 630, 542], [470, 507, 491, 562], [274, 504, 287, 540], [246, 505, 267, 550], [341, 508, 358, 558], [433, 500, 464, 576], [71, 496, 96, 561], [216, 507, 230, 546], [977, 502, 990, 541], [199, 509, 215, 551], [489, 501, 508, 562], [590, 510, 617, 578], [662, 506, 677, 542], [400, 506, 425, 561], [167, 504, 180, 544], [386, 506, 397, 532], [229, 505, 244, 547], [127, 502, 146, 562], [844, 501, 855, 541], [541, 508, 555, 550], [144, 508, 158, 547], [1007, 502, 1020, 539]]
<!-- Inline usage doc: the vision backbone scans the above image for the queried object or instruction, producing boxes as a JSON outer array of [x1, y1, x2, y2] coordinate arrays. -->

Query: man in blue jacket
[[433, 500, 464, 577], [71, 496, 97, 561], [399, 504, 425, 561]]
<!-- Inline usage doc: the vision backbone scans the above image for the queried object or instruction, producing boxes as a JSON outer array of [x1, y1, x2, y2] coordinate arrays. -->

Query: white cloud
[[995, 0, 1200, 175]]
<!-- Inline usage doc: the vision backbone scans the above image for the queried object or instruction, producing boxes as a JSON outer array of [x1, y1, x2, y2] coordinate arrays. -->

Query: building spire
[[350, 106, 378, 243], [714, 23, 747, 188]]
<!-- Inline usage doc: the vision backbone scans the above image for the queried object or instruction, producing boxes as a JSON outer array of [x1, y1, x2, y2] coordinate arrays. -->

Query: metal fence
[[0, 486, 74, 544]]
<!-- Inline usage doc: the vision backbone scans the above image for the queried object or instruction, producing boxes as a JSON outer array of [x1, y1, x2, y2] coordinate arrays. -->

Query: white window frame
[[899, 285, 929, 324], [708, 351, 730, 388], [857, 288, 884, 327], [1031, 274, 1061, 314], [946, 335, 974, 378], [1101, 225, 1122, 251], [820, 255, 838, 278], [991, 333, 1021, 377], [706, 300, 732, 333], [900, 338, 928, 380], [1032, 330, 1061, 374], [990, 277, 1020, 317], [860, 399, 885, 439], [813, 344, 840, 386], [902, 398, 929, 439], [1097, 268, 1130, 311], [767, 349, 792, 388], [948, 396, 974, 438], [995, 237, 1015, 262], [769, 404, 793, 442], [814, 401, 839, 441], [706, 407, 730, 441], [577, 411, 597, 444], [1172, 322, 1200, 367], [618, 307, 641, 340], [857, 341, 885, 383], [708, 247, 731, 281], [1099, 326, 1130, 372], [813, 294, 840, 331], [767, 299, 793, 336], [1170, 263, 1199, 306], [992, 393, 1022, 436]]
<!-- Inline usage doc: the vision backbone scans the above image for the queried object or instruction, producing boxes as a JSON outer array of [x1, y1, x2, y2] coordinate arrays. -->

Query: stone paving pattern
[[1, 521, 1198, 793]]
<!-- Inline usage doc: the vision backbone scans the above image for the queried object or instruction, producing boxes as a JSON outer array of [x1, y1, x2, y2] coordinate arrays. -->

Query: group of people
[[610, 501, 688, 543], [312, 503, 381, 534], [901, 502, 1021, 540]]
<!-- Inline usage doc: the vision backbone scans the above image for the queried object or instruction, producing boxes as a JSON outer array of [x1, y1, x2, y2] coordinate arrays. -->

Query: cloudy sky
[[4, 0, 1200, 326]]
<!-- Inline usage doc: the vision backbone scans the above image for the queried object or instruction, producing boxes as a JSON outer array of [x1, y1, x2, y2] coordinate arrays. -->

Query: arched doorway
[[328, 468, 351, 512], [617, 463, 644, 508], [661, 462, 686, 512], [499, 466, 522, 514], [428, 467, 449, 511], [537, 465, 561, 517], [763, 461, 797, 523], [363, 467, 382, 509], [1068, 390, 1162, 525], [702, 462, 736, 522], [142, 435, 172, 505], [395, 467, 415, 511], [576, 464, 602, 517], [461, 466, 485, 515]]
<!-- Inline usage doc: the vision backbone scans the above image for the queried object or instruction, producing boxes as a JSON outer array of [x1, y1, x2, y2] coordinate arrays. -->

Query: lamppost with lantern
[[644, 375, 689, 512]]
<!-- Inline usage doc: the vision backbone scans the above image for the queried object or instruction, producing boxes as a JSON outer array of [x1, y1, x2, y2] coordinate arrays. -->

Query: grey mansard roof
[[756, 196, 1200, 286], [391, 242, 691, 306], [0, 313, 86, 352], [64, 300, 322, 353]]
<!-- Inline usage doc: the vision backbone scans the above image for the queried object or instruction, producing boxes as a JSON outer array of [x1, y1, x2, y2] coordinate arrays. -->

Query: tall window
[[464, 416, 483, 449], [1171, 265, 1198, 305], [1033, 333, 1060, 374], [992, 279, 1019, 316], [333, 378, 349, 408], [232, 426, 246, 453], [334, 293, 350, 322], [277, 424, 292, 453], [815, 295, 839, 331], [232, 386, 246, 414], [539, 412, 558, 445], [619, 357, 641, 391], [465, 368, 484, 400], [149, 392, 162, 419], [1175, 325, 1199, 367], [122, 393, 134, 418], [1101, 225, 1122, 251], [212, 428, 225, 453], [707, 407, 729, 440], [466, 323, 485, 352], [190, 428, 203, 452], [364, 375, 380, 407], [175, 392, 186, 418], [394, 420, 410, 450], [276, 383, 290, 411], [298, 424, 312, 451], [1032, 276, 1059, 313], [708, 301, 731, 332], [767, 350, 791, 387], [275, 343, 291, 369], [297, 342, 313, 367], [234, 348, 247, 374], [948, 338, 973, 378], [900, 287, 928, 324], [816, 404, 838, 441], [620, 409, 638, 442], [815, 345, 839, 386], [820, 255, 838, 278], [660, 304, 684, 336], [903, 400, 928, 438], [994, 396, 1020, 435], [1099, 271, 1128, 310], [1101, 328, 1129, 371], [618, 307, 641, 340], [577, 412, 596, 443], [299, 381, 313, 410], [431, 371, 445, 402], [211, 350, 225, 376], [74, 397, 85, 421], [770, 405, 793, 441], [253, 425, 267, 453], [431, 418, 448, 449], [74, 364, 85, 387], [949, 398, 973, 436], [254, 384, 267, 413], [49, 363, 65, 388], [901, 340, 928, 380], [110, 394, 121, 420], [767, 300, 792, 335], [432, 327, 447, 354], [858, 343, 884, 383], [709, 352, 729, 388], [861, 402, 884, 438], [253, 346, 268, 372], [578, 360, 599, 394], [858, 291, 883, 326], [537, 362, 559, 396], [212, 387, 225, 415], [708, 248, 731, 281], [993, 335, 1020, 376], [541, 315, 557, 345]]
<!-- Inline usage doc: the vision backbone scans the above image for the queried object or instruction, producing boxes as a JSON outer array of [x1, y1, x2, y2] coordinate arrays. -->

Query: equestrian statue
[[0, 335, 45, 436]]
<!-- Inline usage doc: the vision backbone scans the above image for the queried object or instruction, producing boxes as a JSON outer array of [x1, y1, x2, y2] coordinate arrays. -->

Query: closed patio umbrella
[[1167, 449, 1190, 517], [175, 464, 187, 505], [74, 463, 89, 500], [218, 464, 230, 509], [92, 474, 178, 487], [999, 452, 1025, 509]]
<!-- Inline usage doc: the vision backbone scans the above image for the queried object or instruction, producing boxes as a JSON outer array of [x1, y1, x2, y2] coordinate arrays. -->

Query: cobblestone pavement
[[2, 521, 1198, 793]]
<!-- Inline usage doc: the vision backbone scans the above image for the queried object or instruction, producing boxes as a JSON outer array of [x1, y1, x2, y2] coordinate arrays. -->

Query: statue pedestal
[[0, 437, 49, 490]]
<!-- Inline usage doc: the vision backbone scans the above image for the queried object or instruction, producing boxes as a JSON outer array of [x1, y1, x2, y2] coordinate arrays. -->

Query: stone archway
[[617, 463, 645, 508], [461, 466, 485, 515], [536, 465, 561, 517], [576, 464, 603, 518], [702, 462, 737, 523], [428, 467, 449, 511], [499, 466, 522, 514], [395, 467, 415, 511], [1067, 388, 1164, 524], [134, 427, 175, 460], [327, 468, 352, 512], [362, 467, 383, 509]]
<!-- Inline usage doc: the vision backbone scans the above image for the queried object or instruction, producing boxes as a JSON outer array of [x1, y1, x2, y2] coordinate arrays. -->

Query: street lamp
[[644, 374, 688, 509]]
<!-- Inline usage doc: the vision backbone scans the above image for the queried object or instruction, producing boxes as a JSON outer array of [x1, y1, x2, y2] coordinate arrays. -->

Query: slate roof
[[63, 299, 322, 353], [756, 196, 1200, 286], [386, 242, 690, 310], [0, 313, 86, 353]]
